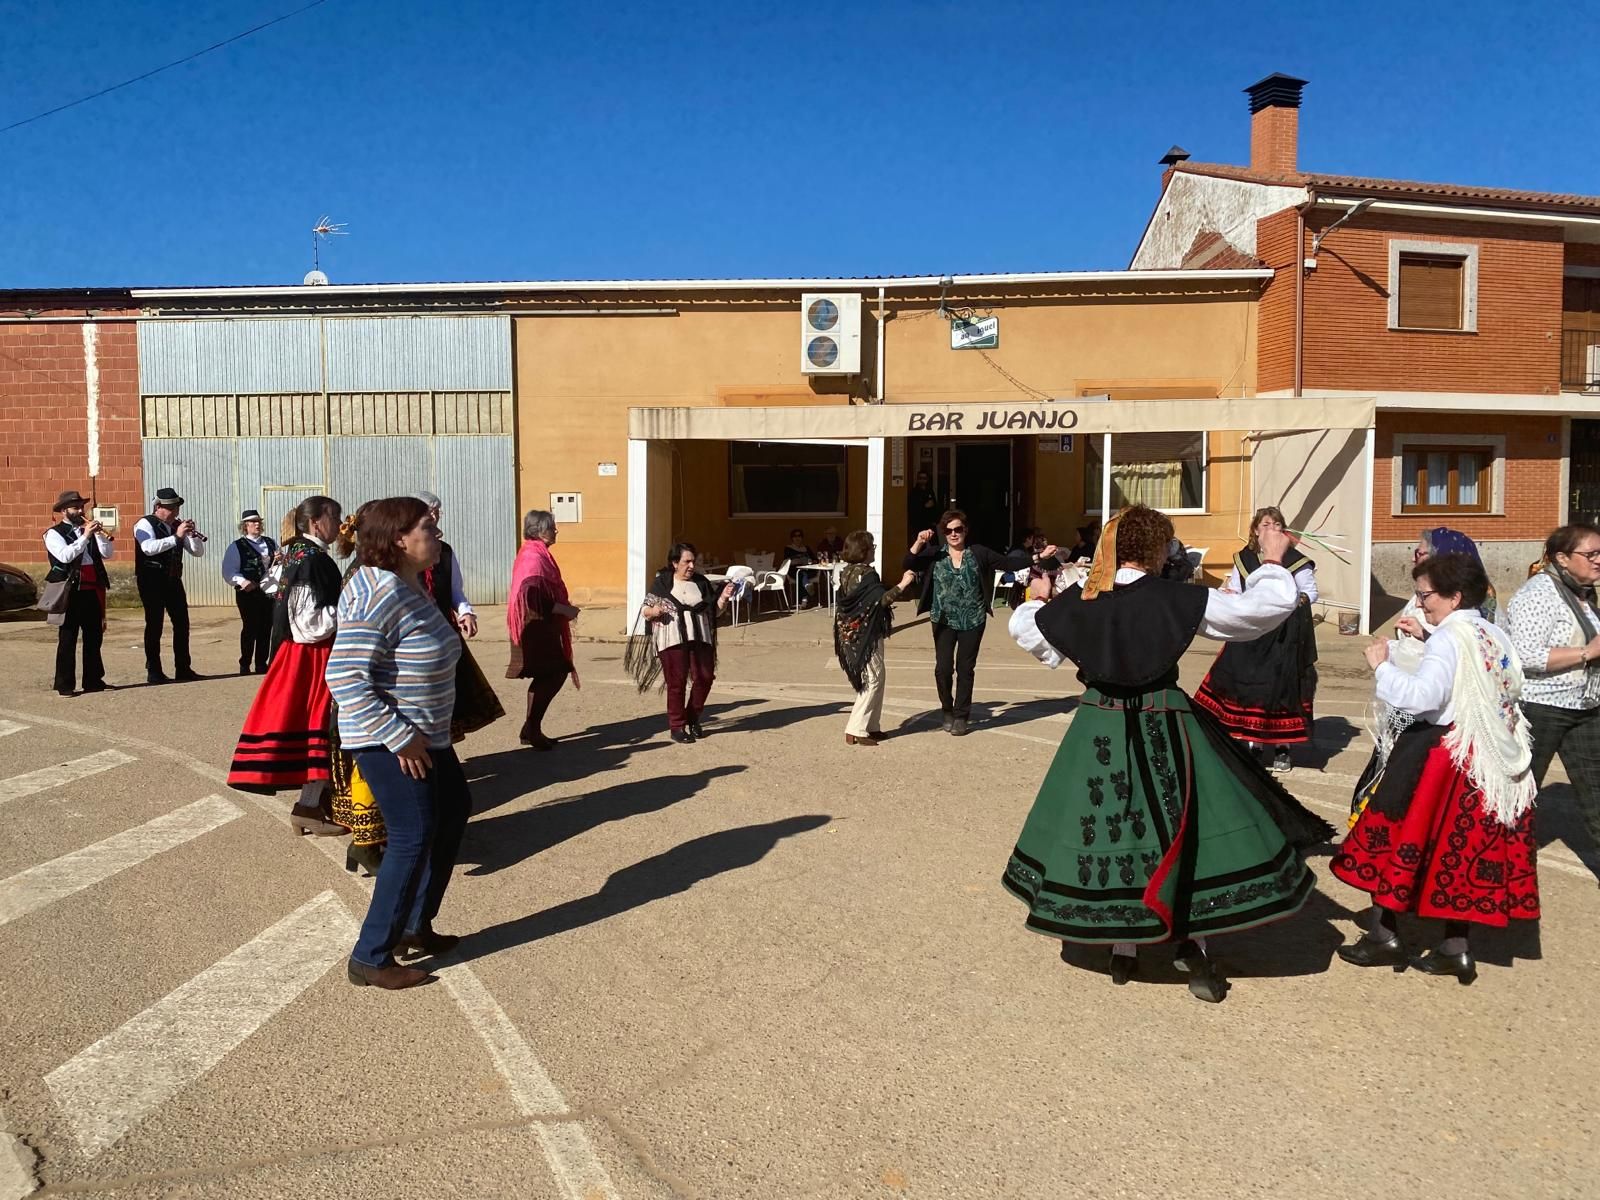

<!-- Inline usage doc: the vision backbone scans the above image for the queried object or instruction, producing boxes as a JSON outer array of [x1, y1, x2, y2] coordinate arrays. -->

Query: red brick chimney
[[1245, 73, 1306, 175]]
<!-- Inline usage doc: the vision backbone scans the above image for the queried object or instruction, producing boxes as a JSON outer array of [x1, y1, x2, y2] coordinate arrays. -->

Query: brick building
[[0, 292, 144, 585], [1132, 73, 1600, 610]]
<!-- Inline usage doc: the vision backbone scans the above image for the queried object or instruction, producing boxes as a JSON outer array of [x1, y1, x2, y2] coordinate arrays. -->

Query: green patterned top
[[930, 550, 986, 631]]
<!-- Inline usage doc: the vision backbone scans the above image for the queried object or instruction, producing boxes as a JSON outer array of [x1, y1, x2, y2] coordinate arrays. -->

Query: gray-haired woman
[[506, 509, 580, 750]]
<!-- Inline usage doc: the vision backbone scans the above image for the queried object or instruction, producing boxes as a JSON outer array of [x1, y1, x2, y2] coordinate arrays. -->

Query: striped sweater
[[327, 566, 462, 751]]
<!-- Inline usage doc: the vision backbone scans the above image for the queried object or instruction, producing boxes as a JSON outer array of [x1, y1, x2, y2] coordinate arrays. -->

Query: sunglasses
[[945, 525, 966, 534]]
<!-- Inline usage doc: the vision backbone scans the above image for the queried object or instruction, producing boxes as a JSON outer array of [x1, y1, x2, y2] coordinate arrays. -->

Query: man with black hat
[[43, 489, 115, 696], [133, 487, 205, 683], [221, 508, 278, 674]]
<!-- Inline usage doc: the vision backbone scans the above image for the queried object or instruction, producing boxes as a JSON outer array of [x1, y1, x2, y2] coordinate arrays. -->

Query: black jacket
[[902, 541, 1031, 618]]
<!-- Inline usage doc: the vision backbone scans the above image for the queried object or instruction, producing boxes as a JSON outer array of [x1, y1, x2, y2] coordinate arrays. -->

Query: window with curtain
[[729, 441, 847, 516], [1399, 444, 1492, 513], [1084, 432, 1205, 512]]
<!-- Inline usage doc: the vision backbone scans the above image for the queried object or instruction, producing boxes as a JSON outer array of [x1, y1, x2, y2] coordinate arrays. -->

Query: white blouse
[[1505, 571, 1600, 711], [1373, 609, 1512, 725], [1223, 563, 1318, 603], [1011, 564, 1298, 670]]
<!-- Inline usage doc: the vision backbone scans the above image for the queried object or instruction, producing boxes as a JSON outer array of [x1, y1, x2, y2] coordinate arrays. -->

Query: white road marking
[[44, 891, 355, 1158], [0, 750, 135, 806], [0, 721, 27, 740], [437, 965, 619, 1200], [0, 796, 242, 928], [0, 1124, 37, 1200]]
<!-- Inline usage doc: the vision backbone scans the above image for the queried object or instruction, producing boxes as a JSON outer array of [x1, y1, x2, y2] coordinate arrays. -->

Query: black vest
[[232, 535, 275, 585], [428, 540, 458, 623], [136, 514, 184, 581], [45, 520, 103, 585], [1035, 574, 1210, 692]]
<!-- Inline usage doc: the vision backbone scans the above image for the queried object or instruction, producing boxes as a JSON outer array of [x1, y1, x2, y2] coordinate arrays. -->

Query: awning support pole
[[627, 438, 648, 628], [867, 437, 886, 573], [1100, 433, 1113, 524], [1359, 426, 1376, 635]]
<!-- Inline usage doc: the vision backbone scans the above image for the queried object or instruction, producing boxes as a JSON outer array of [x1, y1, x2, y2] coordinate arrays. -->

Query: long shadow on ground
[[459, 764, 748, 876], [456, 814, 832, 960]]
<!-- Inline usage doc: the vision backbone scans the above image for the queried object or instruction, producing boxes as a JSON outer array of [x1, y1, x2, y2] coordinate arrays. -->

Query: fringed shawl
[[508, 537, 577, 686], [624, 568, 720, 693], [1438, 617, 1536, 829], [833, 564, 893, 692]]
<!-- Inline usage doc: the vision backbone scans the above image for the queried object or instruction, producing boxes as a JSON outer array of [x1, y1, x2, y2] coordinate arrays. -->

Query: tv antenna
[[305, 215, 347, 285]]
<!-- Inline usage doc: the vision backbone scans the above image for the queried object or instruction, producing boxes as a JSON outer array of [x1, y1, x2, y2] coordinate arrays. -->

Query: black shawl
[[624, 568, 721, 693], [269, 537, 343, 654], [833, 564, 894, 692]]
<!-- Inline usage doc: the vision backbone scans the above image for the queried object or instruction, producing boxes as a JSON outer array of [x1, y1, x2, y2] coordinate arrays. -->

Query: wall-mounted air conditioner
[[799, 293, 862, 375]]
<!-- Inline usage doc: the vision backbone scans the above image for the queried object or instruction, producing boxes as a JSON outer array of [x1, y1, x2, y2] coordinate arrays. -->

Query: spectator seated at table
[[777, 527, 820, 608], [816, 527, 845, 562], [1066, 521, 1100, 564], [1004, 528, 1047, 607]]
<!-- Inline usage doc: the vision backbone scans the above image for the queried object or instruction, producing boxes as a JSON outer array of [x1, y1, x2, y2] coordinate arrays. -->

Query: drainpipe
[[875, 286, 886, 403], [1293, 191, 1314, 398]]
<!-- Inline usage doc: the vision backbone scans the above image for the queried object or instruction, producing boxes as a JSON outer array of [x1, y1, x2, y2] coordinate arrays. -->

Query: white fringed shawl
[[1437, 617, 1536, 828]]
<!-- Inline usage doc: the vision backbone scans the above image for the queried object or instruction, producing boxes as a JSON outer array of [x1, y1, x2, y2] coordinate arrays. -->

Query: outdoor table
[[795, 562, 842, 610]]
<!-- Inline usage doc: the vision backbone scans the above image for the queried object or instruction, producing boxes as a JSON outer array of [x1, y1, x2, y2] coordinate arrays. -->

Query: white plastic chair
[[991, 569, 1014, 606], [1185, 547, 1208, 582], [750, 559, 792, 614], [744, 552, 774, 572], [723, 565, 755, 624]]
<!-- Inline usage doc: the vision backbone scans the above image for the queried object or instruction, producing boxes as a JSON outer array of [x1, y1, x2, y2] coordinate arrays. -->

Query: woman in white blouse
[[625, 542, 735, 743], [1505, 523, 1600, 874], [1002, 506, 1332, 1004], [1334, 552, 1538, 983]]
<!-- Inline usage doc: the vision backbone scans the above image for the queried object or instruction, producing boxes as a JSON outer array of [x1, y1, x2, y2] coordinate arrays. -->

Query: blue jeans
[[351, 745, 470, 967]]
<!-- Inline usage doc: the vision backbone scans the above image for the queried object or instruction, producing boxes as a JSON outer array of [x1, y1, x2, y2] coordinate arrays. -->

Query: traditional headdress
[[1080, 512, 1124, 601]]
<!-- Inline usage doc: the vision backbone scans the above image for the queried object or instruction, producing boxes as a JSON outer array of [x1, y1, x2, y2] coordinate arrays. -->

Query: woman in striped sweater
[[327, 496, 469, 991]]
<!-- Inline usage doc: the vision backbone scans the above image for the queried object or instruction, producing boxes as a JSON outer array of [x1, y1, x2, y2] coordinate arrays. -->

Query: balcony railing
[[1563, 328, 1600, 391]]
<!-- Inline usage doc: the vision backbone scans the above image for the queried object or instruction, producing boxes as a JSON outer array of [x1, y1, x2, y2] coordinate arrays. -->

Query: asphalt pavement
[[0, 603, 1595, 1199]]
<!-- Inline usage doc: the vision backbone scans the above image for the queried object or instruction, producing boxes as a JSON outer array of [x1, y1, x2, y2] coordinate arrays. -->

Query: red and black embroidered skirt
[[1330, 742, 1539, 927], [1193, 603, 1317, 744], [227, 640, 333, 793]]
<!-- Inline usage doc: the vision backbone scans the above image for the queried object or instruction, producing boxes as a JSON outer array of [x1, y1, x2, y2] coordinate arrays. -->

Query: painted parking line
[[0, 721, 28, 740], [45, 891, 355, 1159], [0, 1124, 37, 1200], [0, 750, 135, 806], [0, 796, 243, 928]]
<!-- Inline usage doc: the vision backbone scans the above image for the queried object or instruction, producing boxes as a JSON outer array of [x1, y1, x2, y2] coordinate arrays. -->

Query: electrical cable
[[1, 0, 331, 135]]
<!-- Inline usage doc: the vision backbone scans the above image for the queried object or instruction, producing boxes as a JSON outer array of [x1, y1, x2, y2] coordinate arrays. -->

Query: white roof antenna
[[304, 216, 347, 285]]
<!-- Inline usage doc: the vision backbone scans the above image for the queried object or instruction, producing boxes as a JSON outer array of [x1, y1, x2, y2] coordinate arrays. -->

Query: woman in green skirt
[[1001, 506, 1333, 1003]]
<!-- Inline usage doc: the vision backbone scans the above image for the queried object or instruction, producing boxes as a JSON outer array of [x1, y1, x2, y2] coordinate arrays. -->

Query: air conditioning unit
[[800, 293, 862, 375]]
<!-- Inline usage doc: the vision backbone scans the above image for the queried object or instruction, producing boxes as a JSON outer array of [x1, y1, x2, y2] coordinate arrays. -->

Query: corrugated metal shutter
[[435, 436, 516, 604], [139, 439, 240, 607], [325, 317, 511, 392], [138, 319, 321, 395]]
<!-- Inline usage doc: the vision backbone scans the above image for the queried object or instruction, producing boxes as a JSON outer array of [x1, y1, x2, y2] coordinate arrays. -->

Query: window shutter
[[1398, 255, 1464, 329]]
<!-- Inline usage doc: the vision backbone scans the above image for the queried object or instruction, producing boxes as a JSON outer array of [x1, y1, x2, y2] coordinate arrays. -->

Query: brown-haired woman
[[1193, 506, 1320, 773], [903, 509, 1045, 736], [1002, 505, 1332, 1002], [327, 497, 468, 989], [833, 530, 917, 745], [227, 495, 345, 837], [626, 542, 735, 743]]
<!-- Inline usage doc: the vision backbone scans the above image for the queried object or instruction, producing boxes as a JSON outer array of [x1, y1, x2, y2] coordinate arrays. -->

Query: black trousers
[[234, 587, 274, 672], [932, 621, 986, 720], [53, 588, 105, 693], [1524, 701, 1600, 847], [138, 575, 191, 675]]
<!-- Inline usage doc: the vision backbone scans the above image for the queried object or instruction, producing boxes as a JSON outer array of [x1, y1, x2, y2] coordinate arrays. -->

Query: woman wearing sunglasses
[[1506, 523, 1600, 870], [904, 510, 1048, 735]]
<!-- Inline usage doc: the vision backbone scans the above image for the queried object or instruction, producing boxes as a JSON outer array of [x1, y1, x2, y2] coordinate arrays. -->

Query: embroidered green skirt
[[1002, 686, 1332, 945]]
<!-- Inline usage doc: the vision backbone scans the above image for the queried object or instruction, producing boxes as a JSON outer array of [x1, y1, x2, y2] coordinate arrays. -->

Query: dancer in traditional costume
[[227, 496, 345, 838], [221, 509, 278, 675], [832, 531, 917, 746], [506, 509, 580, 750], [1002, 505, 1333, 1003], [1334, 551, 1538, 983], [1193, 507, 1318, 774], [625, 542, 735, 743], [415, 491, 505, 743]]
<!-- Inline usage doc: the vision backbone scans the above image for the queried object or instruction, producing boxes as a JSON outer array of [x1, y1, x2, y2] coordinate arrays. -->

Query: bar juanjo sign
[[903, 403, 1087, 432]]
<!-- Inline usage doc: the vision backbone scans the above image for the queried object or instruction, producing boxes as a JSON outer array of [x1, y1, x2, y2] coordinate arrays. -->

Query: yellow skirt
[[329, 748, 386, 848]]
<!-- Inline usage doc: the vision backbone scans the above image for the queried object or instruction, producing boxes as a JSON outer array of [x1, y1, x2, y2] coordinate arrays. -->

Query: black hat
[[53, 489, 90, 511], [153, 487, 185, 507], [241, 509, 262, 521]]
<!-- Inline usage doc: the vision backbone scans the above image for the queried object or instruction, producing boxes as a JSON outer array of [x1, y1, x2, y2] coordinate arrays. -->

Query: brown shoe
[[290, 804, 346, 837], [396, 930, 462, 957], [346, 959, 433, 990], [844, 734, 879, 747]]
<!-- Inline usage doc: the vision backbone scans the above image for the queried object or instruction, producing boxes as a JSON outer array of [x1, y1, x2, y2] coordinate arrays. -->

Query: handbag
[[36, 577, 73, 615]]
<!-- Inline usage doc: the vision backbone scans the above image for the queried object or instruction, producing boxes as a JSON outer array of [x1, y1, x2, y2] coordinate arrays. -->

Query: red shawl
[[508, 537, 578, 685]]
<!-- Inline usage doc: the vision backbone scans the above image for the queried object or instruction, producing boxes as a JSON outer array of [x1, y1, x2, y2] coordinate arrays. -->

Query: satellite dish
[[303, 269, 329, 286]]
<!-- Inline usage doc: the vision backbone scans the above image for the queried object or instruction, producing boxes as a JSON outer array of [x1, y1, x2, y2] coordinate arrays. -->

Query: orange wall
[[1371, 411, 1563, 543], [515, 284, 1261, 602]]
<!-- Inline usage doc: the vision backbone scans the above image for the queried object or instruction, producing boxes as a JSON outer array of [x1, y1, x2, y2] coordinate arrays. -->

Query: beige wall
[[514, 284, 1262, 602]]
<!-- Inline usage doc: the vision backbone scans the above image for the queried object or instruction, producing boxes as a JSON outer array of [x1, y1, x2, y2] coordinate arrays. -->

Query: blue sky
[[2, 0, 1594, 288]]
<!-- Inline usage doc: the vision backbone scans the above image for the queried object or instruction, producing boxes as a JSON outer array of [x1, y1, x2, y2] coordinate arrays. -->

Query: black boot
[[344, 843, 384, 877]]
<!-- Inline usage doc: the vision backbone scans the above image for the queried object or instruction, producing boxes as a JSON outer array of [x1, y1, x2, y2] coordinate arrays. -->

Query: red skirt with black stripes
[[227, 640, 333, 793]]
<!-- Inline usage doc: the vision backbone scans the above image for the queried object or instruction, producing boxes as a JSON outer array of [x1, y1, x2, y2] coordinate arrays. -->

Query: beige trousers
[[845, 646, 886, 737]]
